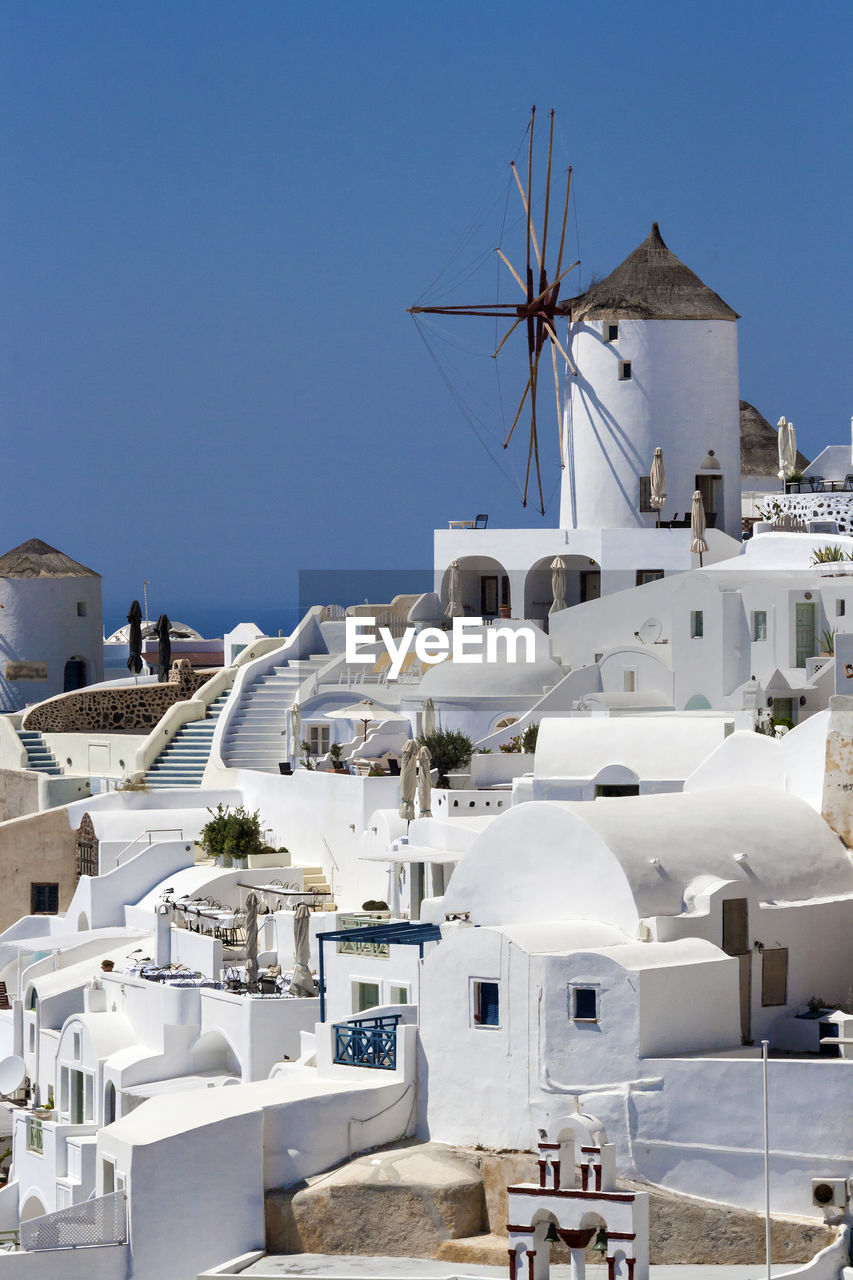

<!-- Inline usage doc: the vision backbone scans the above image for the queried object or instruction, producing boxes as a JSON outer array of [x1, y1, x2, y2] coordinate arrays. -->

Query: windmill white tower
[[560, 223, 742, 539]]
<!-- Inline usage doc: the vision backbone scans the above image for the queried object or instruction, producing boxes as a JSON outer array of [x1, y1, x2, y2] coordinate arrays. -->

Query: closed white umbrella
[[549, 557, 567, 615], [417, 744, 432, 818], [777, 417, 797, 488], [421, 697, 436, 738], [289, 703, 302, 760], [690, 490, 709, 567], [245, 892, 259, 989], [290, 902, 317, 998], [445, 560, 464, 619], [399, 739, 417, 822], [650, 448, 666, 526]]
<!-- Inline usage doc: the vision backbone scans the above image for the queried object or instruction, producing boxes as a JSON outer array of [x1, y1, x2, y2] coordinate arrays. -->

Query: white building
[[0, 539, 103, 713]]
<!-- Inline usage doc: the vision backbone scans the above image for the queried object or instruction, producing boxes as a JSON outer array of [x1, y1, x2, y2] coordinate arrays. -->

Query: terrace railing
[[21, 1191, 128, 1252], [333, 1014, 400, 1070], [336, 914, 390, 958]]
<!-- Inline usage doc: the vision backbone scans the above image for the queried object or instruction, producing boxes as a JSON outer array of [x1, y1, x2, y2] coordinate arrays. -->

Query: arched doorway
[[523, 555, 601, 622], [441, 556, 510, 619], [63, 657, 87, 692], [20, 1193, 48, 1221]]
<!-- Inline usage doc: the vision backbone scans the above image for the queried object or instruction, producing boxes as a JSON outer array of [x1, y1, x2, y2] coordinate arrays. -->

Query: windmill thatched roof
[[740, 401, 810, 477], [570, 223, 739, 322], [0, 538, 100, 579]]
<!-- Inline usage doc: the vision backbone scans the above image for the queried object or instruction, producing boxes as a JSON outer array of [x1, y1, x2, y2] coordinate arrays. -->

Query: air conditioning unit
[[812, 1178, 848, 1208]]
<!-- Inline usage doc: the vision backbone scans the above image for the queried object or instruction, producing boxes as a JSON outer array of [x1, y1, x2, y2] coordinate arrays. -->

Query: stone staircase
[[221, 654, 330, 773], [300, 865, 335, 909], [144, 692, 231, 790], [18, 729, 61, 775]]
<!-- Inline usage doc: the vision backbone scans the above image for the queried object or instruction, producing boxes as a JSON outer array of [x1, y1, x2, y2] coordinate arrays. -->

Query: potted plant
[[329, 742, 347, 772], [417, 729, 474, 787], [362, 899, 391, 920], [200, 803, 264, 868]]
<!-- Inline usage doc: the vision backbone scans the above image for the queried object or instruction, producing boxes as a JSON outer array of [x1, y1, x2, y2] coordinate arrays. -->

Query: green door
[[795, 602, 816, 667]]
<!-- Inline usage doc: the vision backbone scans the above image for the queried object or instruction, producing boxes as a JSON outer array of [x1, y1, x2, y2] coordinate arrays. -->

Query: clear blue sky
[[1, 1, 850, 632]]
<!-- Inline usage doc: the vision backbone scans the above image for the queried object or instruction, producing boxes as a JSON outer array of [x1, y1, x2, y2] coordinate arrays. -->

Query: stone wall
[[0, 805, 78, 933], [22, 660, 210, 734], [759, 492, 853, 534]]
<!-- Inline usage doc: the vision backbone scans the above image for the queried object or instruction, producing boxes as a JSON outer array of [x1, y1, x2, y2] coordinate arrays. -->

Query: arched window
[[104, 1081, 116, 1125]]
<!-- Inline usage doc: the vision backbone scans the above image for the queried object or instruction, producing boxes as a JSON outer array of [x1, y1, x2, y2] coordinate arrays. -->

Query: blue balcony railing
[[333, 1014, 401, 1070]]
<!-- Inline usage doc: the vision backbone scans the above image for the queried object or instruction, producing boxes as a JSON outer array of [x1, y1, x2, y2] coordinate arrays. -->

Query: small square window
[[31, 883, 59, 914], [472, 979, 500, 1028], [690, 610, 704, 639], [389, 984, 410, 1005], [76, 602, 87, 618], [353, 981, 379, 1014], [636, 569, 664, 586], [752, 611, 767, 641], [837, 600, 846, 617], [571, 986, 598, 1022], [605, 323, 619, 343], [618, 360, 632, 381]]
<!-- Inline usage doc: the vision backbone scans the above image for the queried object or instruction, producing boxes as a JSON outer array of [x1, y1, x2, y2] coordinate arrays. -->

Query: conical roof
[[570, 223, 739, 322], [740, 401, 810, 477], [0, 538, 100, 579]]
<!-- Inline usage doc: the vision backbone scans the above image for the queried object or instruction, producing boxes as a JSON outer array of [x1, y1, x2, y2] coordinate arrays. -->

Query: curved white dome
[[418, 654, 561, 699]]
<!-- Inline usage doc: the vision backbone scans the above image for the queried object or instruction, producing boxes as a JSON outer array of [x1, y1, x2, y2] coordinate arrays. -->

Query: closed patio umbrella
[[549, 557, 567, 615], [126, 601, 143, 679], [690, 490, 709, 567], [399, 739, 417, 822], [650, 448, 666, 526], [421, 697, 436, 738], [245, 891, 259, 989], [290, 902, 317, 998], [777, 417, 797, 488], [156, 614, 171, 683], [289, 702, 302, 760], [417, 744, 432, 818], [445, 561, 464, 619]]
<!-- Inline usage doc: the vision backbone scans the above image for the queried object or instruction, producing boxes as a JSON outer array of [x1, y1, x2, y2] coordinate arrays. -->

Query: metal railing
[[21, 1190, 128, 1252], [333, 1014, 400, 1070], [114, 828, 184, 866], [336, 913, 390, 958]]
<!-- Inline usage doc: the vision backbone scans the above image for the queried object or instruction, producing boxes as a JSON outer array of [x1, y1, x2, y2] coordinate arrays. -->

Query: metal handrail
[[20, 1190, 128, 1251], [114, 828, 184, 866]]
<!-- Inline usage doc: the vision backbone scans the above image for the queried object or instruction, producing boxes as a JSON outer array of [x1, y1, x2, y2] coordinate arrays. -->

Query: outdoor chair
[[388, 757, 400, 776], [474, 513, 489, 529], [844, 474, 853, 491], [807, 476, 825, 492]]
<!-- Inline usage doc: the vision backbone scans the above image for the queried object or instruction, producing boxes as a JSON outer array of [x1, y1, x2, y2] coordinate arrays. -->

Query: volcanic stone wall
[[22, 660, 210, 734]]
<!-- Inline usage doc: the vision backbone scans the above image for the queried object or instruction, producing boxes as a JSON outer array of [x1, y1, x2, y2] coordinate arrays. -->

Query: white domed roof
[[419, 653, 561, 699]]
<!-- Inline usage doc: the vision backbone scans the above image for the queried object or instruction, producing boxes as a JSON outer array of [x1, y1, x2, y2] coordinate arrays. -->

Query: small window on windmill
[[837, 600, 846, 617], [570, 985, 599, 1022], [605, 323, 619, 343], [76, 602, 87, 618], [618, 360, 632, 381]]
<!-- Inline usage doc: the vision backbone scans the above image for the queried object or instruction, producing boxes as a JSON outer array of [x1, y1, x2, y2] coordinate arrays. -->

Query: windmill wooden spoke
[[524, 345, 545, 512], [542, 320, 577, 376], [409, 106, 577, 513], [550, 339, 564, 463], [495, 248, 527, 294], [503, 377, 531, 449], [553, 165, 572, 284], [511, 162, 542, 270], [529, 260, 580, 310], [493, 316, 524, 359]]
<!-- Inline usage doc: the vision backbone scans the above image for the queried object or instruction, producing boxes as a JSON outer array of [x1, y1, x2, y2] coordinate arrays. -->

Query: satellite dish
[[638, 618, 662, 645], [0, 1055, 26, 1096]]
